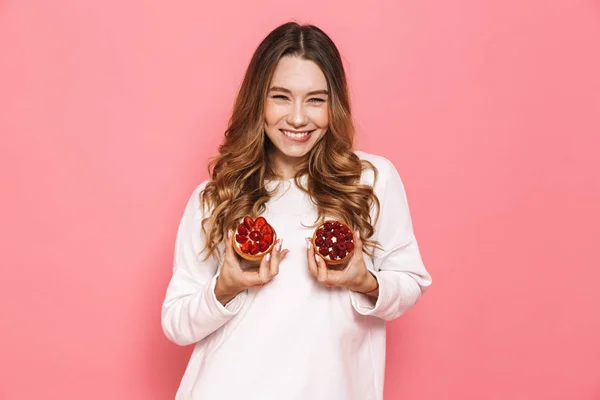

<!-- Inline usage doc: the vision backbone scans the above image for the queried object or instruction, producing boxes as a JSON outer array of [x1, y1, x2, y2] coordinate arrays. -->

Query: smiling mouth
[[280, 129, 315, 141]]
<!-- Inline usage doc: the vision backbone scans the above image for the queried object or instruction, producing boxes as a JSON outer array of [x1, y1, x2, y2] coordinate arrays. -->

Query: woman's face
[[264, 55, 329, 162]]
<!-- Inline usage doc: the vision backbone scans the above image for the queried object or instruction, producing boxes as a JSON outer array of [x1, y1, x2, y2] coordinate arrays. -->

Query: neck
[[268, 149, 306, 180]]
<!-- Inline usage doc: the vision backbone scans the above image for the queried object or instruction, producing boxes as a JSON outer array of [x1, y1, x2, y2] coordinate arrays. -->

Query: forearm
[[162, 276, 246, 346], [349, 269, 424, 321], [214, 276, 244, 306], [349, 270, 379, 299]]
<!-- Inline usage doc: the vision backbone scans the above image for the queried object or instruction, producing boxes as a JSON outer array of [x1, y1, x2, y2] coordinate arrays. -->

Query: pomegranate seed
[[241, 240, 252, 253], [260, 224, 273, 234], [249, 231, 262, 241], [243, 216, 254, 230], [263, 233, 272, 243], [259, 241, 269, 252], [311, 220, 355, 261], [254, 217, 267, 229], [263, 233, 273, 245], [237, 224, 248, 236]]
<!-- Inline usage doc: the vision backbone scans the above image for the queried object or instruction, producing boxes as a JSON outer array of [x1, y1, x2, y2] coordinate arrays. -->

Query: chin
[[276, 144, 312, 159]]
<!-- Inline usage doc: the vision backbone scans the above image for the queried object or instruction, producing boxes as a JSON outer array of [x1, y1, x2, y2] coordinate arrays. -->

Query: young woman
[[161, 22, 432, 400]]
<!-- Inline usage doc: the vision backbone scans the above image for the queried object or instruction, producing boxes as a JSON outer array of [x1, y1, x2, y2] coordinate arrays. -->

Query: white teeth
[[282, 130, 311, 139]]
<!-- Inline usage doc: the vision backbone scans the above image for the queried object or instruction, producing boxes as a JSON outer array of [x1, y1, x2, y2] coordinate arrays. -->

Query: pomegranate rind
[[312, 219, 355, 265]]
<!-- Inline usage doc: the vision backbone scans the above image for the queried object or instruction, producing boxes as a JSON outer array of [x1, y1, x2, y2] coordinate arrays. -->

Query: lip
[[280, 129, 314, 143]]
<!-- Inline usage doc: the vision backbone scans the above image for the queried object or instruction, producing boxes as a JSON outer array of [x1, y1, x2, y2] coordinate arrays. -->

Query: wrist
[[351, 270, 379, 294], [214, 276, 241, 306]]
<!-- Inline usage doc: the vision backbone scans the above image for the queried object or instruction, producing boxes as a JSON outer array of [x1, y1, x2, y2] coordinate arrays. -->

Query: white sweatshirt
[[161, 151, 432, 400]]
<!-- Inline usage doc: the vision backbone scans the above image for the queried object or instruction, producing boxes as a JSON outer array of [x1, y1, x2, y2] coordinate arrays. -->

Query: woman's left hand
[[305, 231, 378, 294]]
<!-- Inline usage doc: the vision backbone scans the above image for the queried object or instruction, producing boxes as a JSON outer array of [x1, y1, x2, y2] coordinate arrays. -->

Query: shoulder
[[194, 179, 211, 195], [354, 150, 399, 187], [181, 179, 212, 217], [186, 179, 211, 203]]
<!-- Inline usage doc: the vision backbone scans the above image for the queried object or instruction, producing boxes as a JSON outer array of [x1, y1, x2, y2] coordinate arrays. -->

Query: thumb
[[351, 230, 364, 261], [224, 229, 236, 258]]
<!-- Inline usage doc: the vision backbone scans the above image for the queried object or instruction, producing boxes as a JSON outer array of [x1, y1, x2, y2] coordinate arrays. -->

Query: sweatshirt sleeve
[[349, 157, 432, 321], [161, 181, 248, 346]]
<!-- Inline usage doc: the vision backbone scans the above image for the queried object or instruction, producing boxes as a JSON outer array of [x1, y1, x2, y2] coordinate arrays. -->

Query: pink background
[[1, 0, 599, 399]]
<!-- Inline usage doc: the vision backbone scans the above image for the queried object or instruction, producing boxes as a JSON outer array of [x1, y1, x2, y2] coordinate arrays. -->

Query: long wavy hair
[[200, 22, 381, 262]]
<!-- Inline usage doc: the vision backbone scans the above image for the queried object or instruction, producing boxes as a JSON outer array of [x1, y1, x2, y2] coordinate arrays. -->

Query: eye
[[308, 98, 326, 103], [271, 95, 289, 100]]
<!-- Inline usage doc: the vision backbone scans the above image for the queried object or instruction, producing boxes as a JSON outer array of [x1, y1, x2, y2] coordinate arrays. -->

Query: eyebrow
[[268, 86, 329, 96]]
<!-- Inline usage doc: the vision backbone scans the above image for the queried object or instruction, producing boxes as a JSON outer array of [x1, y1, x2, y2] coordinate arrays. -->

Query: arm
[[349, 158, 432, 321], [161, 181, 247, 346]]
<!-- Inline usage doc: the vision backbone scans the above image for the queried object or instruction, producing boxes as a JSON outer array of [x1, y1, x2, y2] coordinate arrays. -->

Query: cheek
[[310, 106, 329, 129], [264, 103, 283, 128]]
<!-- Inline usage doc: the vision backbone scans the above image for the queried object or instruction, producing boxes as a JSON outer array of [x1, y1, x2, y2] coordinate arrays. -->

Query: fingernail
[[356, 230, 360, 239], [277, 239, 282, 251], [266, 253, 271, 262], [314, 254, 320, 263], [228, 230, 232, 239], [305, 238, 311, 249]]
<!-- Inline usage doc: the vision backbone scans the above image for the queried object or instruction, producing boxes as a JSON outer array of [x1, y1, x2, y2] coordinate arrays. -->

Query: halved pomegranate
[[232, 216, 277, 262], [312, 219, 355, 265]]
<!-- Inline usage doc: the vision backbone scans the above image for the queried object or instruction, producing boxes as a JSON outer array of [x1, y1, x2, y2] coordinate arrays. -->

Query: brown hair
[[200, 22, 381, 262]]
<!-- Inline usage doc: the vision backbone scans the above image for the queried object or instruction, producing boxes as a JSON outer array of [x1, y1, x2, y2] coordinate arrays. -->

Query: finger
[[270, 245, 289, 278], [352, 230, 364, 262], [249, 239, 285, 287], [315, 254, 330, 286], [243, 272, 263, 288], [272, 238, 283, 260], [227, 230, 247, 271], [269, 238, 282, 267], [258, 252, 271, 284], [324, 267, 343, 287], [224, 229, 236, 258], [239, 263, 265, 287], [305, 238, 318, 278]]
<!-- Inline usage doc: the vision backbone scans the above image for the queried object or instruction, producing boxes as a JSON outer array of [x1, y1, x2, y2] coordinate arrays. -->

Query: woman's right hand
[[214, 230, 289, 305]]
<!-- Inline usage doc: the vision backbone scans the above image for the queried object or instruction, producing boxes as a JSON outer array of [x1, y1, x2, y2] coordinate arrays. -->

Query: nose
[[286, 101, 309, 127]]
